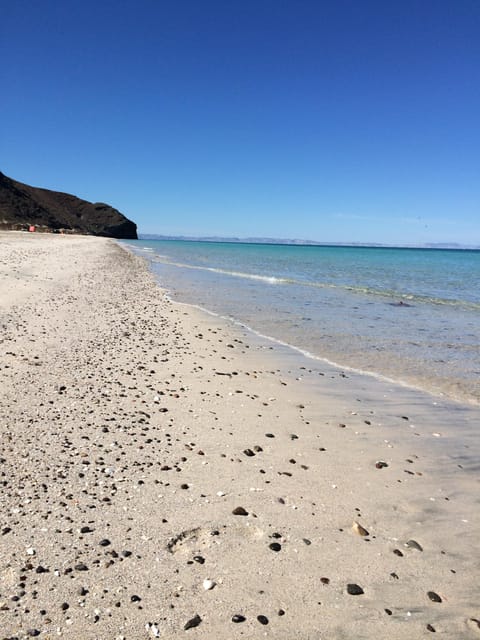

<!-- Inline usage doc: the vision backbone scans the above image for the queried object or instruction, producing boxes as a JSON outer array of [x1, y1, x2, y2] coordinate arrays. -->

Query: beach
[[1, 231, 479, 639]]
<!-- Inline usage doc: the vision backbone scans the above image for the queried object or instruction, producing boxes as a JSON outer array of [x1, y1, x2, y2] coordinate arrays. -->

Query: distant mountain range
[[139, 234, 479, 250], [0, 172, 137, 239]]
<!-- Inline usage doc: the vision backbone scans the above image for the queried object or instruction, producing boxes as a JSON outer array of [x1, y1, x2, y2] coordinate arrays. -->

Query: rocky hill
[[0, 172, 137, 239]]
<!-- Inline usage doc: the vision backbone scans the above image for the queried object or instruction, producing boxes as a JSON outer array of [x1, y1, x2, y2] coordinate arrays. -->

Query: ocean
[[123, 239, 480, 405]]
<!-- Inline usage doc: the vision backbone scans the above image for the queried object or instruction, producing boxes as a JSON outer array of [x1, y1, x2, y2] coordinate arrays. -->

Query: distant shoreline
[[137, 234, 480, 251]]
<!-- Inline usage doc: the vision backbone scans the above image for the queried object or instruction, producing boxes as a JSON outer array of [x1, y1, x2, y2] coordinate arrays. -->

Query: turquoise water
[[124, 240, 480, 404]]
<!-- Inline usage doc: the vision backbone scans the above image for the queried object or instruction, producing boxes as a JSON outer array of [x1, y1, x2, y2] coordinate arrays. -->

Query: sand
[[0, 231, 479, 640]]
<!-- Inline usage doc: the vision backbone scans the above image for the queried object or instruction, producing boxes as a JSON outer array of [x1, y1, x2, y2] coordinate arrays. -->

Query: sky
[[1, 0, 479, 245]]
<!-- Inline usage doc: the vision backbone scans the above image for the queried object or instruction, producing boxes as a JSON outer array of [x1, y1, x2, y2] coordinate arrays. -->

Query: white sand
[[1, 231, 479, 639]]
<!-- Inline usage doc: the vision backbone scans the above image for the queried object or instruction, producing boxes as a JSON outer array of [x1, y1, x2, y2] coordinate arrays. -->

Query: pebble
[[427, 591, 442, 603], [203, 579, 215, 590], [193, 555, 205, 564], [427, 623, 436, 632], [232, 614, 246, 623], [146, 623, 161, 638], [375, 461, 388, 469], [184, 614, 202, 630], [243, 448, 255, 457], [269, 542, 282, 552], [232, 506, 249, 516], [99, 538, 111, 546], [352, 521, 369, 536], [347, 583, 364, 595], [35, 565, 48, 574], [257, 615, 269, 625], [405, 539, 423, 551]]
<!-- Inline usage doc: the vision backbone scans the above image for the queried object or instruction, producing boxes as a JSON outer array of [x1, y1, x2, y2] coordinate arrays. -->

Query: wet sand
[[1, 231, 479, 639]]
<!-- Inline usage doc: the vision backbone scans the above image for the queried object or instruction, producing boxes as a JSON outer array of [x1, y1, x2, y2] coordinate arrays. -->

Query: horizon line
[[137, 233, 480, 251]]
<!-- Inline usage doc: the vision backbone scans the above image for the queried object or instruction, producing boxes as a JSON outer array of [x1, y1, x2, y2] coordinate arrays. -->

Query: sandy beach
[[1, 231, 479, 640]]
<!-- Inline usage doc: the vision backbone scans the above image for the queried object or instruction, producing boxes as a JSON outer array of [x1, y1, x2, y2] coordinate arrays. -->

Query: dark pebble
[[2, 527, 12, 535], [99, 539, 111, 547], [131, 595, 141, 602], [79, 587, 88, 596], [243, 449, 255, 457], [122, 550, 132, 557], [375, 461, 388, 469], [320, 577, 330, 585], [27, 632, 40, 637], [265, 433, 275, 438], [61, 602, 69, 611], [232, 506, 249, 516], [385, 608, 393, 615], [75, 563, 88, 571], [406, 539, 423, 552], [184, 614, 202, 630], [303, 538, 312, 545], [278, 609, 285, 616], [257, 615, 269, 625], [393, 549, 404, 557], [193, 555, 205, 564], [180, 483, 189, 489], [427, 624, 436, 632], [269, 542, 281, 552], [232, 614, 246, 623], [347, 583, 364, 595], [80, 526, 93, 533], [427, 591, 442, 603], [35, 566, 49, 574]]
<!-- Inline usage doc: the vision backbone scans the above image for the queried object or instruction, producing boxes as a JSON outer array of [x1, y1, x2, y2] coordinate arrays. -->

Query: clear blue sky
[[1, 1, 479, 244]]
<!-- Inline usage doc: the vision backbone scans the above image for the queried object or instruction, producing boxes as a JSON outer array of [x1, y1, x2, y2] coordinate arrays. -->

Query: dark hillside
[[0, 172, 137, 239]]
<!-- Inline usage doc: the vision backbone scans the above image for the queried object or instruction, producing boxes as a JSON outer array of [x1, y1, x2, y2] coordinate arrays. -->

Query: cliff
[[0, 172, 137, 239]]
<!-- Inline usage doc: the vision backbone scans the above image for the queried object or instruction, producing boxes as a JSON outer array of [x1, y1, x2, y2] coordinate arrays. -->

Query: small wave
[[128, 245, 480, 311], [147, 256, 288, 285], [205, 266, 287, 284]]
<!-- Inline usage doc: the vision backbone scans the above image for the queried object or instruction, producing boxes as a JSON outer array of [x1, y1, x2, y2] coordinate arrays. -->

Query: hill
[[0, 172, 137, 239]]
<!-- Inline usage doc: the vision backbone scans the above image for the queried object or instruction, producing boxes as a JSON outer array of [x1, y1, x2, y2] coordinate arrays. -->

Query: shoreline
[[126, 240, 480, 406], [1, 231, 479, 639]]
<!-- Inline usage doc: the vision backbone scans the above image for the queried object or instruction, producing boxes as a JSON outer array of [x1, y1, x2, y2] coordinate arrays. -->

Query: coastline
[[1, 231, 479, 639], [126, 239, 480, 406]]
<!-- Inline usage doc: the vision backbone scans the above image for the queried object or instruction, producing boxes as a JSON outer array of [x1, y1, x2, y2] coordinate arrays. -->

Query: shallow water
[[124, 240, 480, 404]]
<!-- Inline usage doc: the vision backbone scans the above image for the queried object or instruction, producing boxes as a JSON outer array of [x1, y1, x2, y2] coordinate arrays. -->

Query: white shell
[[203, 579, 216, 590]]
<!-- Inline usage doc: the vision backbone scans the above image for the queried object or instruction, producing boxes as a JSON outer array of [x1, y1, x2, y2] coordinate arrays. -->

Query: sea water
[[124, 240, 480, 405]]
